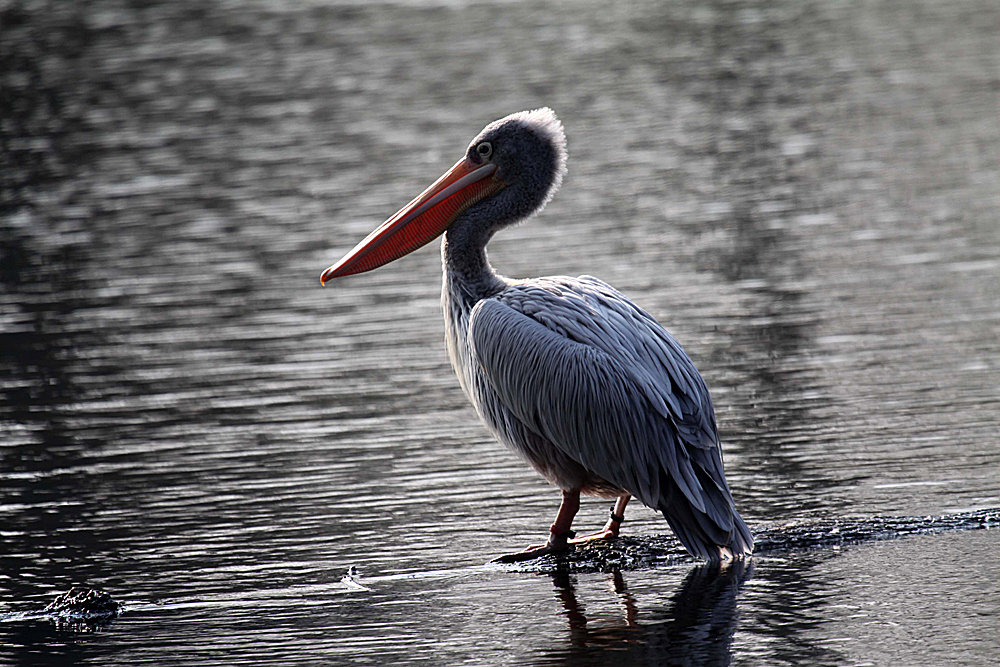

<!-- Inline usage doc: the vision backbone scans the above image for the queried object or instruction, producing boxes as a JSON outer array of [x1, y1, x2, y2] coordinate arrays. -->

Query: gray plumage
[[439, 109, 753, 561]]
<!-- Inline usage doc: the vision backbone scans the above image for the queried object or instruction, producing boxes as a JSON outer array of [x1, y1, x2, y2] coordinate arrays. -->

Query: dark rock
[[41, 587, 123, 631], [497, 507, 1000, 573]]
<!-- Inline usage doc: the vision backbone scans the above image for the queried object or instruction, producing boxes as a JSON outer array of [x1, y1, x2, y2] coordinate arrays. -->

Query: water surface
[[2, 0, 999, 665]]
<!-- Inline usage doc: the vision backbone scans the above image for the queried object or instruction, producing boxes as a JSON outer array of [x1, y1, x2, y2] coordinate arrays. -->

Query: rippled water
[[2, 0, 999, 665]]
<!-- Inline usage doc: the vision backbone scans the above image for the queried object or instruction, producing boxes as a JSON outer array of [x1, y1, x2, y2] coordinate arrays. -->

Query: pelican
[[321, 109, 753, 562]]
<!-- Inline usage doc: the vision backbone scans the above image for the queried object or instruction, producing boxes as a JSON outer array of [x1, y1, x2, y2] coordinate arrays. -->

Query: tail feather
[[730, 510, 754, 556], [660, 471, 754, 561]]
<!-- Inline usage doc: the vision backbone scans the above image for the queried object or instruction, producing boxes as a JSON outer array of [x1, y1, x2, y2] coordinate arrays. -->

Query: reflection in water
[[541, 561, 752, 667], [684, 2, 844, 520], [0, 3, 98, 445], [740, 553, 846, 667], [0, 5, 117, 595]]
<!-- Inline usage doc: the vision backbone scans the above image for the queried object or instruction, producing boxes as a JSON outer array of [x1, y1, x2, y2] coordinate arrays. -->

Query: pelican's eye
[[476, 142, 493, 159]]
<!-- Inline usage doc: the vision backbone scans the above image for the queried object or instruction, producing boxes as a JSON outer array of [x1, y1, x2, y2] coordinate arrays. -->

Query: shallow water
[[1, 0, 999, 665]]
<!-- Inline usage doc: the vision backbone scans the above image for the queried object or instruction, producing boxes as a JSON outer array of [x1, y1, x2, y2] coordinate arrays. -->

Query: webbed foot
[[490, 528, 574, 564], [568, 523, 619, 544]]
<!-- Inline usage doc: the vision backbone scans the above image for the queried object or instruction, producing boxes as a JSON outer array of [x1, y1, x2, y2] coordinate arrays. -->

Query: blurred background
[[1, 0, 998, 665]]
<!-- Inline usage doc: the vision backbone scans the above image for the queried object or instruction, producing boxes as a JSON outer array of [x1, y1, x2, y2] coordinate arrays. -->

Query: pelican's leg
[[569, 494, 631, 544], [491, 490, 580, 564]]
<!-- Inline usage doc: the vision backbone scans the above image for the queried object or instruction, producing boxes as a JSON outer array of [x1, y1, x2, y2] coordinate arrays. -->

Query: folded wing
[[468, 276, 752, 559]]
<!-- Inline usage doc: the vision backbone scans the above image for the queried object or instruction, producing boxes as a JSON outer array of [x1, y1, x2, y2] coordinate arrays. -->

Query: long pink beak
[[320, 158, 504, 284]]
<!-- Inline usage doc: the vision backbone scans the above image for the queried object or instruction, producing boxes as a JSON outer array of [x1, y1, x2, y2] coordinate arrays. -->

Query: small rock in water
[[42, 587, 123, 631]]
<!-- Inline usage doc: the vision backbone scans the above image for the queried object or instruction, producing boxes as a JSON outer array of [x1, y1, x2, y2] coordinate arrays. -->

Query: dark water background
[[2, 0, 998, 664]]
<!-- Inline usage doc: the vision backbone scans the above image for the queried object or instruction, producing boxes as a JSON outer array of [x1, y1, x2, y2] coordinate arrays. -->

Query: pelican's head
[[320, 108, 567, 284]]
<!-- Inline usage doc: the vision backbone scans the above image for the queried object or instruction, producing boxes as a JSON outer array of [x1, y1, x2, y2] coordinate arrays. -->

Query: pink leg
[[569, 494, 630, 544], [491, 490, 580, 564]]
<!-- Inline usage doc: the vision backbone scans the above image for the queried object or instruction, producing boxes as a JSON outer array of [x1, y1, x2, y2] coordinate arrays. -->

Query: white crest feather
[[506, 107, 567, 187]]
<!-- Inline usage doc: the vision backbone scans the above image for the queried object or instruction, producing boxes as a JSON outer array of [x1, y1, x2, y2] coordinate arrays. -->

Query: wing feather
[[468, 277, 737, 531]]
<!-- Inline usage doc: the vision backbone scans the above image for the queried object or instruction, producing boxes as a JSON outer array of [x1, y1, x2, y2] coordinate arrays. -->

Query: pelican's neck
[[440, 220, 507, 400], [441, 223, 507, 307]]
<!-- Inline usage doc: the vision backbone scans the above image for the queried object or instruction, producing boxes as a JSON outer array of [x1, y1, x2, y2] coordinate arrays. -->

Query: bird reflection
[[543, 560, 752, 666]]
